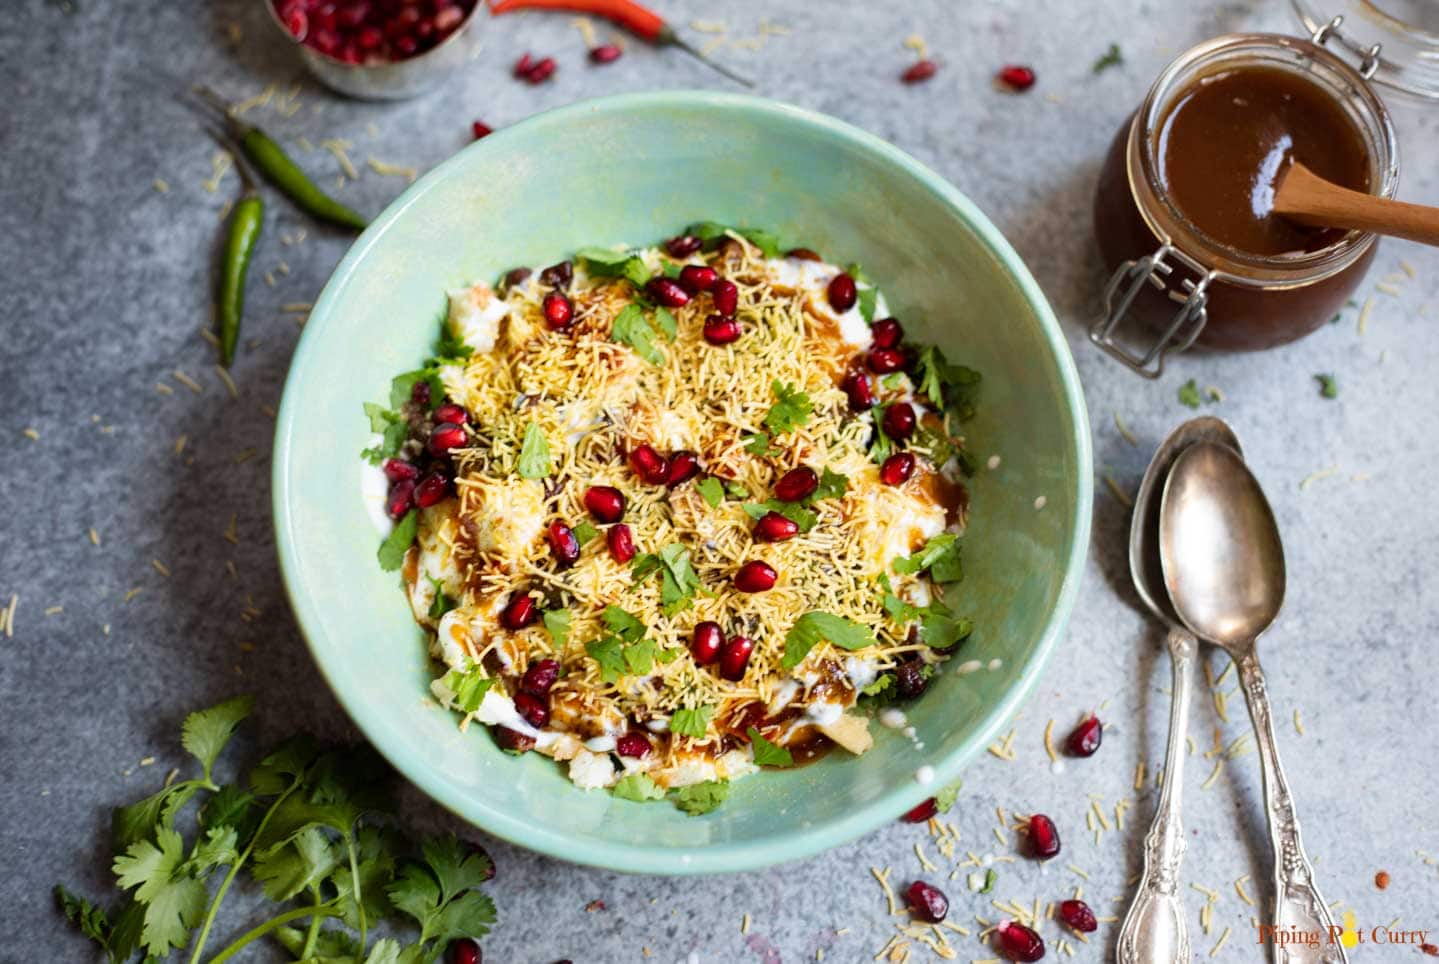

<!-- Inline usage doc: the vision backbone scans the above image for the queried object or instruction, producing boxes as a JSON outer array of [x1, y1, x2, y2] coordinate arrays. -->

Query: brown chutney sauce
[[1093, 40, 1393, 354]]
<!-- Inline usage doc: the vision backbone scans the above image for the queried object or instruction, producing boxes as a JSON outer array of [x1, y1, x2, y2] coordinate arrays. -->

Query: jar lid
[[1291, 0, 1439, 99]]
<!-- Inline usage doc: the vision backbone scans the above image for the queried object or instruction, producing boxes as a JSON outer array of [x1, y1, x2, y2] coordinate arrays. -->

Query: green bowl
[[273, 91, 1091, 874]]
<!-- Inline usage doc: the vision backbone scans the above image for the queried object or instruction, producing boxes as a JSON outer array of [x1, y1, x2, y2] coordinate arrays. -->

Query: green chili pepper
[[240, 127, 368, 231], [218, 192, 263, 367]]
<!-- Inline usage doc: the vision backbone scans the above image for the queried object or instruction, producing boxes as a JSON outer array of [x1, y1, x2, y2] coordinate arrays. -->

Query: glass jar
[[1090, 31, 1399, 376]]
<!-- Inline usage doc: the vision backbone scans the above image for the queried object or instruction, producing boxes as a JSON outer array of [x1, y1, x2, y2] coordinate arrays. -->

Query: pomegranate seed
[[383, 458, 419, 482], [774, 466, 818, 502], [521, 658, 558, 694], [754, 511, 800, 542], [733, 561, 777, 593], [665, 234, 702, 258], [338, 3, 369, 29], [703, 314, 742, 345], [1027, 813, 1061, 859], [387, 480, 416, 518], [414, 470, 450, 508], [1067, 716, 1102, 757], [678, 264, 718, 293], [472, 120, 493, 140], [997, 64, 1036, 92], [446, 937, 482, 964], [666, 452, 700, 486], [827, 272, 858, 313], [434, 6, 464, 32], [905, 880, 949, 922], [539, 261, 572, 288], [547, 521, 581, 567], [311, 28, 340, 55], [606, 523, 636, 563], [589, 43, 622, 63], [495, 726, 535, 753], [896, 659, 930, 698], [525, 56, 557, 84], [867, 348, 906, 373], [995, 921, 1045, 962], [902, 798, 938, 823], [880, 452, 916, 486], [719, 635, 755, 680], [284, 9, 308, 39], [434, 403, 468, 424], [428, 422, 467, 457], [542, 292, 573, 329], [514, 690, 549, 727], [411, 379, 432, 406], [691, 622, 723, 665], [902, 59, 938, 84], [711, 279, 738, 316], [786, 247, 822, 261], [628, 444, 669, 484], [644, 277, 691, 308], [871, 317, 904, 349], [502, 266, 532, 290], [393, 34, 418, 56], [501, 595, 537, 631], [616, 731, 651, 758], [356, 25, 383, 49], [883, 402, 917, 440], [583, 485, 626, 523], [1058, 899, 1097, 933], [842, 370, 876, 411]]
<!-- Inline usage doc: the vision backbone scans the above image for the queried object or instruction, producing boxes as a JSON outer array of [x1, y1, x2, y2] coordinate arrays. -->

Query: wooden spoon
[[1274, 161, 1439, 246]]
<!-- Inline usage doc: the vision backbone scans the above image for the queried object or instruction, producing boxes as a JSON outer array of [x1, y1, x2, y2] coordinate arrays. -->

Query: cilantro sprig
[[56, 698, 500, 963]]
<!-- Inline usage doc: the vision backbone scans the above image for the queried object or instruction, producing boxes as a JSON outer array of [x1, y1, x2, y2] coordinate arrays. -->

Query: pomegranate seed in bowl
[[720, 635, 755, 680], [905, 880, 948, 922], [522, 658, 559, 694], [995, 921, 1045, 962], [547, 521, 581, 567], [773, 466, 818, 502], [883, 402, 917, 440], [434, 403, 468, 424], [733, 561, 777, 593], [665, 234, 702, 258], [880, 452, 915, 486], [1058, 899, 1097, 933], [842, 370, 876, 411], [666, 451, 700, 485], [428, 422, 467, 457], [711, 279, 738, 316], [514, 690, 549, 727], [827, 272, 857, 312], [867, 348, 906, 373], [387, 479, 416, 518], [1067, 715, 1102, 756], [542, 292, 573, 329], [383, 458, 419, 482], [871, 317, 904, 349], [539, 260, 573, 289], [501, 595, 537, 630], [414, 470, 450, 508], [997, 65, 1037, 91], [678, 264, 718, 293], [583, 485, 626, 523], [589, 43, 623, 64], [1027, 813, 1061, 859], [703, 315, 742, 345], [616, 731, 651, 757], [754, 511, 800, 542], [645, 277, 691, 308], [691, 622, 724, 664], [606, 523, 636, 563], [628, 444, 669, 484], [495, 726, 535, 753], [895, 659, 930, 698]]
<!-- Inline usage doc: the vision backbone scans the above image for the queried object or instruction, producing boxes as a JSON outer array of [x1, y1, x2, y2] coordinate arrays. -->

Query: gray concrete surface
[[3, 0, 1437, 961]]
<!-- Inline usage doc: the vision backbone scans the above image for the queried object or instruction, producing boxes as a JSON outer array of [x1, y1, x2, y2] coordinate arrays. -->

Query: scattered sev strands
[[151, 559, 172, 578], [215, 365, 240, 399], [200, 327, 220, 347], [264, 271, 276, 287], [296, 136, 315, 153], [1113, 412, 1138, 446], [174, 435, 189, 456], [226, 560, 240, 580], [1103, 473, 1133, 507], [1212, 688, 1229, 723], [1293, 709, 1305, 736], [232, 447, 258, 464], [123, 587, 144, 603], [690, 19, 725, 32], [88, 528, 100, 546], [45, 605, 63, 616], [202, 151, 233, 193], [173, 369, 203, 393], [156, 382, 174, 395], [1375, 282, 1402, 296], [1234, 875, 1255, 906], [1210, 926, 1231, 957], [1357, 296, 1375, 334], [224, 515, 240, 545], [741, 913, 750, 934], [1401, 259, 1416, 278], [1190, 882, 1220, 902], [153, 178, 170, 194], [873, 866, 900, 915], [320, 138, 360, 180], [1, 595, 16, 637], [230, 83, 276, 117], [915, 842, 937, 872], [281, 302, 313, 313], [1223, 733, 1253, 759], [1043, 719, 1057, 763], [367, 157, 418, 183], [1299, 465, 1341, 491], [1201, 758, 1224, 789], [1068, 864, 1090, 880], [570, 15, 597, 47], [1133, 761, 1146, 791]]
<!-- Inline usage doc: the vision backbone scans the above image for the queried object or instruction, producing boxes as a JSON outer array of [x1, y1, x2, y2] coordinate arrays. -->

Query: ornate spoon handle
[[1235, 648, 1348, 964], [1117, 626, 1195, 964]]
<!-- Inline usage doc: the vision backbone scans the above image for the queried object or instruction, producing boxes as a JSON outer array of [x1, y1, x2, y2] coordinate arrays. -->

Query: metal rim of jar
[[1125, 31, 1400, 290]]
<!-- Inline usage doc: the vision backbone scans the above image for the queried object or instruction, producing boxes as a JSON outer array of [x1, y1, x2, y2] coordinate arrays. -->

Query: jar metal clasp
[[1310, 14, 1383, 80], [1089, 242, 1216, 379]]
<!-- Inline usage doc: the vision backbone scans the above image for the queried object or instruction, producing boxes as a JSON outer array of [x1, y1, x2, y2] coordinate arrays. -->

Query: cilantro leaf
[[1178, 379, 1202, 409], [181, 696, 253, 779], [671, 780, 730, 816], [860, 674, 894, 698], [427, 576, 456, 620], [979, 867, 998, 893], [747, 727, 794, 768], [612, 773, 666, 802], [1092, 42, 1123, 73], [55, 884, 112, 952], [914, 346, 982, 418], [251, 827, 341, 902], [893, 534, 962, 582], [602, 605, 646, 642], [934, 778, 963, 813], [387, 834, 497, 946], [611, 303, 665, 365], [1315, 373, 1338, 399], [653, 306, 677, 341], [572, 521, 599, 545], [725, 480, 750, 499], [811, 467, 848, 502], [112, 826, 209, 958], [669, 706, 714, 739], [377, 509, 418, 572], [919, 611, 973, 651], [743, 432, 780, 457], [763, 381, 813, 436], [364, 401, 397, 433], [390, 369, 443, 411], [686, 221, 782, 258], [516, 421, 552, 479], [868, 411, 894, 464], [199, 784, 259, 843], [437, 667, 495, 714], [574, 246, 632, 269], [188, 826, 240, 875], [657, 543, 703, 610], [421, 833, 493, 904], [623, 638, 656, 676], [585, 637, 626, 684], [110, 784, 197, 852], [543, 608, 571, 647], [857, 286, 877, 323], [249, 734, 321, 796], [912, 421, 954, 467], [696, 476, 725, 508], [782, 611, 880, 669]]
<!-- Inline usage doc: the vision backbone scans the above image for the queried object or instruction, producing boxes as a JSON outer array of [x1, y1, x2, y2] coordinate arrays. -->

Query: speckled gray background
[[3, 0, 1437, 961]]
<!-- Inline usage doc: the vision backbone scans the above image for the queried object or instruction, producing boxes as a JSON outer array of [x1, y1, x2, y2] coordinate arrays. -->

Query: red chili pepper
[[487, 0, 751, 85]]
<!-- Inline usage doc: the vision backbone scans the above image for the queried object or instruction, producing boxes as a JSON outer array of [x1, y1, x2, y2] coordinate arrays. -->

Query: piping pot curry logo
[[1254, 909, 1433, 951]]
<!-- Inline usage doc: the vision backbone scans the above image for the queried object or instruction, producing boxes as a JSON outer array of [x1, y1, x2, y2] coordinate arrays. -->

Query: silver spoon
[[1160, 441, 1347, 964], [1117, 417, 1240, 964]]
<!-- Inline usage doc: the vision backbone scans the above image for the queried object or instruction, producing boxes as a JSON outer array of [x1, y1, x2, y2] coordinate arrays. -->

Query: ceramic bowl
[[273, 91, 1091, 874]]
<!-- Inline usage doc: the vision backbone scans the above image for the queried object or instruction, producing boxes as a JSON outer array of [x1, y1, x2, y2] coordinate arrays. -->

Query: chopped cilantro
[[860, 674, 894, 698], [669, 706, 714, 739], [585, 637, 626, 684], [426, 577, 455, 620], [914, 346, 981, 418], [881, 373, 905, 390], [934, 778, 963, 813], [576, 247, 651, 290], [1315, 373, 1338, 399], [612, 773, 665, 802], [671, 780, 730, 816], [389, 368, 443, 411], [543, 608, 571, 648], [572, 521, 599, 545], [653, 306, 677, 341], [811, 467, 849, 502], [742, 501, 819, 533], [360, 402, 408, 465], [782, 611, 880, 669], [623, 639, 655, 675], [1177, 379, 1202, 409], [696, 477, 725, 508], [377, 510, 418, 572], [893, 534, 963, 583], [437, 668, 495, 714], [868, 412, 894, 464], [743, 432, 781, 458], [516, 422, 552, 479], [364, 401, 396, 433], [602, 605, 646, 642], [763, 381, 813, 436], [686, 221, 782, 259], [656, 543, 703, 612], [724, 481, 750, 499], [611, 303, 666, 365], [912, 421, 953, 467], [747, 727, 794, 768], [1092, 43, 1123, 73], [979, 867, 998, 893], [630, 552, 662, 583]]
